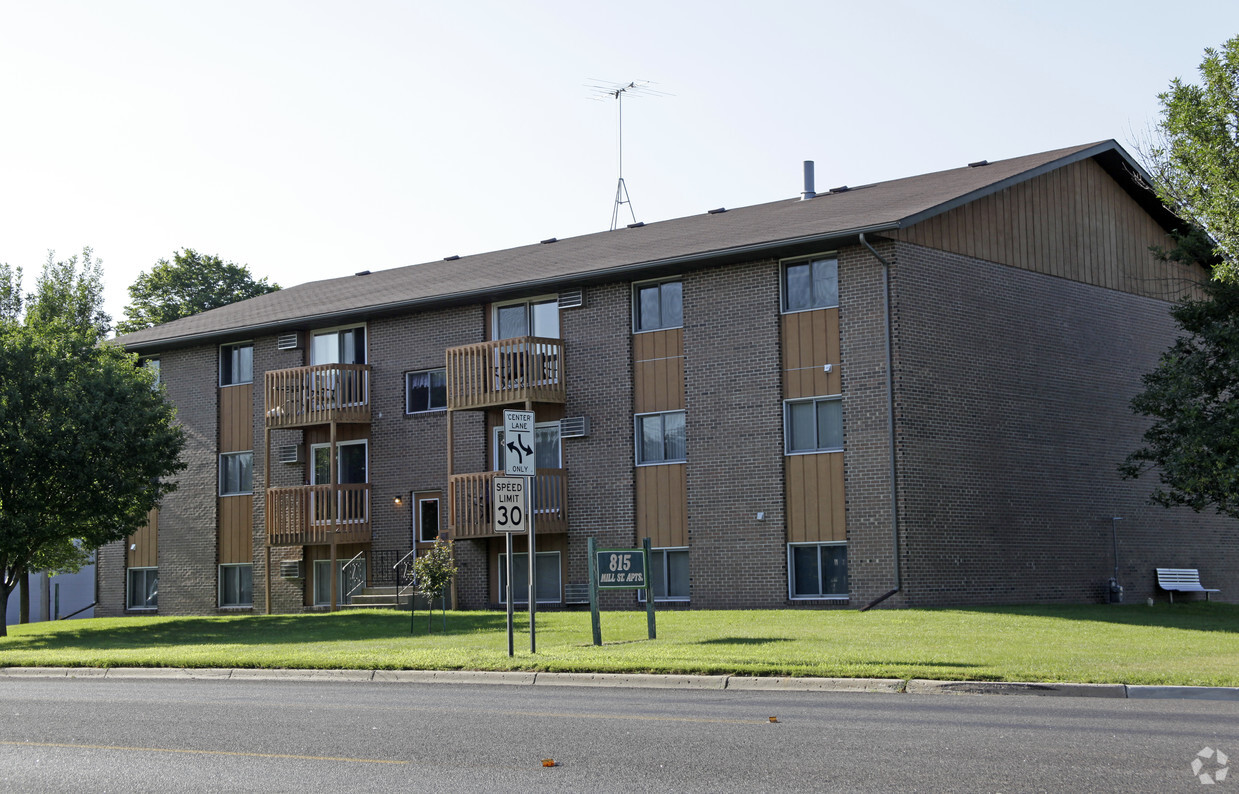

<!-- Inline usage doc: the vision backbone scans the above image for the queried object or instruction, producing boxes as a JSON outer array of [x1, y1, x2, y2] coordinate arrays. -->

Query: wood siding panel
[[633, 328, 685, 413], [785, 453, 845, 543], [635, 464, 687, 547], [218, 495, 253, 564], [892, 158, 1204, 301], [781, 308, 841, 400], [219, 384, 253, 453], [127, 509, 158, 568]]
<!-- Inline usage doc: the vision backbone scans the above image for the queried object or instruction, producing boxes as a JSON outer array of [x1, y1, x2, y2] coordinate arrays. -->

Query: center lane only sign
[[492, 476, 528, 534]]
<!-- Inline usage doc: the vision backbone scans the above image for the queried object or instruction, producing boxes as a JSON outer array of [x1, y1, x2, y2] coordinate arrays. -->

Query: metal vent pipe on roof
[[801, 160, 816, 200]]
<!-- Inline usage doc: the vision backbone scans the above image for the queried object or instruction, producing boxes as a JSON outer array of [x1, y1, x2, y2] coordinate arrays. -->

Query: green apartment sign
[[595, 548, 647, 589]]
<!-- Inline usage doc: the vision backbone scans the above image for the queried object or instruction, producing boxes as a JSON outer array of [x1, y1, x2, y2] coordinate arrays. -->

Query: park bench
[[1156, 568, 1221, 603]]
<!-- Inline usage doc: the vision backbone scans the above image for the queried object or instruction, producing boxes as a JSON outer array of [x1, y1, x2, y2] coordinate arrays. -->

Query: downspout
[[858, 233, 902, 610]]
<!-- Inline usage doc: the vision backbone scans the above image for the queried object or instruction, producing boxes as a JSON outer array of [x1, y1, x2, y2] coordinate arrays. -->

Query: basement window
[[788, 543, 847, 599]]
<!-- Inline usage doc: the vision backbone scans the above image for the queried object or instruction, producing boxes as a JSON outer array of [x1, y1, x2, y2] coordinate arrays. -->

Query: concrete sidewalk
[[3, 667, 1238, 701]]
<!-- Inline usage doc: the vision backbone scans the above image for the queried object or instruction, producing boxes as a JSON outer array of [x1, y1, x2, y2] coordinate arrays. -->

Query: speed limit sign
[[492, 476, 528, 534]]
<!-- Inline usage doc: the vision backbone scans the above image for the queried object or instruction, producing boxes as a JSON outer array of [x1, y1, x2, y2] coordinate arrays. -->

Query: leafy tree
[[1143, 35, 1239, 281], [409, 539, 457, 632], [1121, 278, 1239, 519], [0, 251, 185, 635], [117, 248, 279, 334]]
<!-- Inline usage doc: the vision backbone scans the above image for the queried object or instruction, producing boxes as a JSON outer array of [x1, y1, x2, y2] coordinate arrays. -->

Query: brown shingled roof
[[118, 140, 1165, 351]]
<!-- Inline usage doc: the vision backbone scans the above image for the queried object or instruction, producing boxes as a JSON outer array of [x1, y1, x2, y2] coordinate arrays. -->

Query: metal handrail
[[343, 550, 367, 599], [394, 549, 418, 598]]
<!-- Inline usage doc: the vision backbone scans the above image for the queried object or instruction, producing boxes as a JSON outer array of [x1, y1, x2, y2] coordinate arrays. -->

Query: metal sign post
[[503, 409, 537, 653], [493, 475, 527, 657]]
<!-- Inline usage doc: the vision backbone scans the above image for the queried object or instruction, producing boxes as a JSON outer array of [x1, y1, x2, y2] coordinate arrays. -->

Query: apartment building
[[97, 140, 1236, 616]]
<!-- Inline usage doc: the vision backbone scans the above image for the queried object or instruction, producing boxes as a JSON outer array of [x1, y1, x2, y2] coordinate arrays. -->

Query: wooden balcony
[[449, 469, 567, 539], [266, 484, 371, 547], [265, 364, 371, 429], [445, 337, 565, 411]]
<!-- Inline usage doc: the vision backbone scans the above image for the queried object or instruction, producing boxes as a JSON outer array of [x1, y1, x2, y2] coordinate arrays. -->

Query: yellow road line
[[0, 740, 407, 765]]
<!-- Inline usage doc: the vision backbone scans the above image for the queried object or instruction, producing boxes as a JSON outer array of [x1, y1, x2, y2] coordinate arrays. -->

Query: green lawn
[[2, 603, 1236, 686]]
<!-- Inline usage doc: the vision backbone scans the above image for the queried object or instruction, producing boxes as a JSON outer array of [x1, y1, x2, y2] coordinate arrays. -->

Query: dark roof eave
[[120, 220, 902, 353]]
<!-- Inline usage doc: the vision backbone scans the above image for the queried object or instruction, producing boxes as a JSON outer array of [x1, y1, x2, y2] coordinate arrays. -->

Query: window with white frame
[[406, 368, 447, 413], [633, 278, 682, 332], [219, 564, 253, 607], [788, 542, 847, 599], [635, 410, 686, 465], [127, 567, 158, 610], [313, 558, 367, 605], [143, 358, 161, 388], [784, 397, 843, 454], [494, 297, 559, 340], [310, 325, 366, 365], [494, 422, 562, 471], [417, 498, 440, 544], [220, 342, 253, 386], [498, 551, 561, 604], [782, 256, 838, 312], [638, 547, 690, 602], [219, 451, 253, 495]]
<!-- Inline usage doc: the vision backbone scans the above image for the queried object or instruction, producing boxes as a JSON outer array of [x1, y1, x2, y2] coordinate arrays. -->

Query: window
[[219, 452, 253, 495], [313, 558, 367, 605], [418, 498, 440, 544], [789, 543, 847, 599], [494, 298, 559, 340], [310, 325, 366, 365], [639, 547, 690, 602], [636, 410, 686, 465], [783, 256, 838, 312], [498, 551, 561, 604], [494, 422, 562, 471], [127, 567, 158, 610], [220, 342, 253, 386], [143, 358, 161, 388], [784, 397, 843, 454], [219, 564, 253, 607], [633, 278, 682, 332], [311, 440, 368, 485], [406, 369, 447, 413]]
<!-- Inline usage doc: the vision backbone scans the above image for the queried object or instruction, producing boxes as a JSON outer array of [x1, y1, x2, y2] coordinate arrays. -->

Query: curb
[[906, 680, 1126, 698], [2, 667, 1238, 700]]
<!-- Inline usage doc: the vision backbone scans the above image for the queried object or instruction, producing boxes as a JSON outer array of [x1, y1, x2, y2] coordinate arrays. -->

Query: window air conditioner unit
[[277, 444, 301, 464], [279, 559, 304, 579], [557, 289, 583, 309], [277, 333, 301, 350], [560, 416, 590, 438]]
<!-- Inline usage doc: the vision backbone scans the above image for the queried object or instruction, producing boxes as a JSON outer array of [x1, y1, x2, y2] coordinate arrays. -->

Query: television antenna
[[586, 79, 670, 230]]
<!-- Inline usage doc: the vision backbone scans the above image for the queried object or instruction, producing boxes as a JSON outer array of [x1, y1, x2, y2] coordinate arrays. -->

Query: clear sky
[[2, 0, 1236, 327]]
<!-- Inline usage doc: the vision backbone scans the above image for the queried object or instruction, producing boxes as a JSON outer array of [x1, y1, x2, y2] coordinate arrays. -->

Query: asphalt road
[[0, 677, 1235, 792]]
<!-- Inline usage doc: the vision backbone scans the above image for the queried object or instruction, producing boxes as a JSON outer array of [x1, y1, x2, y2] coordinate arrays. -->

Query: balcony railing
[[449, 468, 567, 539], [265, 364, 371, 428], [266, 484, 372, 547], [445, 337, 565, 411]]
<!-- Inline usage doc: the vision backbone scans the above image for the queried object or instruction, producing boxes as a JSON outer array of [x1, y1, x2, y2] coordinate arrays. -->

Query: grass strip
[[1, 603, 1236, 686]]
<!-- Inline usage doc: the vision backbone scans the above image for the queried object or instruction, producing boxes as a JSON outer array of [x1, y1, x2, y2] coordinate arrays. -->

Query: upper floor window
[[219, 451, 254, 495], [406, 368, 447, 413], [142, 358, 161, 389], [220, 342, 253, 386], [633, 278, 682, 332], [783, 256, 838, 312], [311, 325, 366, 365], [785, 396, 843, 454], [311, 439, 368, 485], [494, 422, 562, 470], [494, 297, 559, 340], [636, 410, 686, 465]]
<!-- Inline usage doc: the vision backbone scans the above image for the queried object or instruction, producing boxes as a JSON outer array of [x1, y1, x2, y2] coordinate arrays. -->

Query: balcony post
[[329, 420, 338, 612], [264, 426, 272, 615]]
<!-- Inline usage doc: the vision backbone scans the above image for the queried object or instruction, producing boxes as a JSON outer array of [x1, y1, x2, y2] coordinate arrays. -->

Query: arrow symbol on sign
[[506, 437, 534, 464]]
